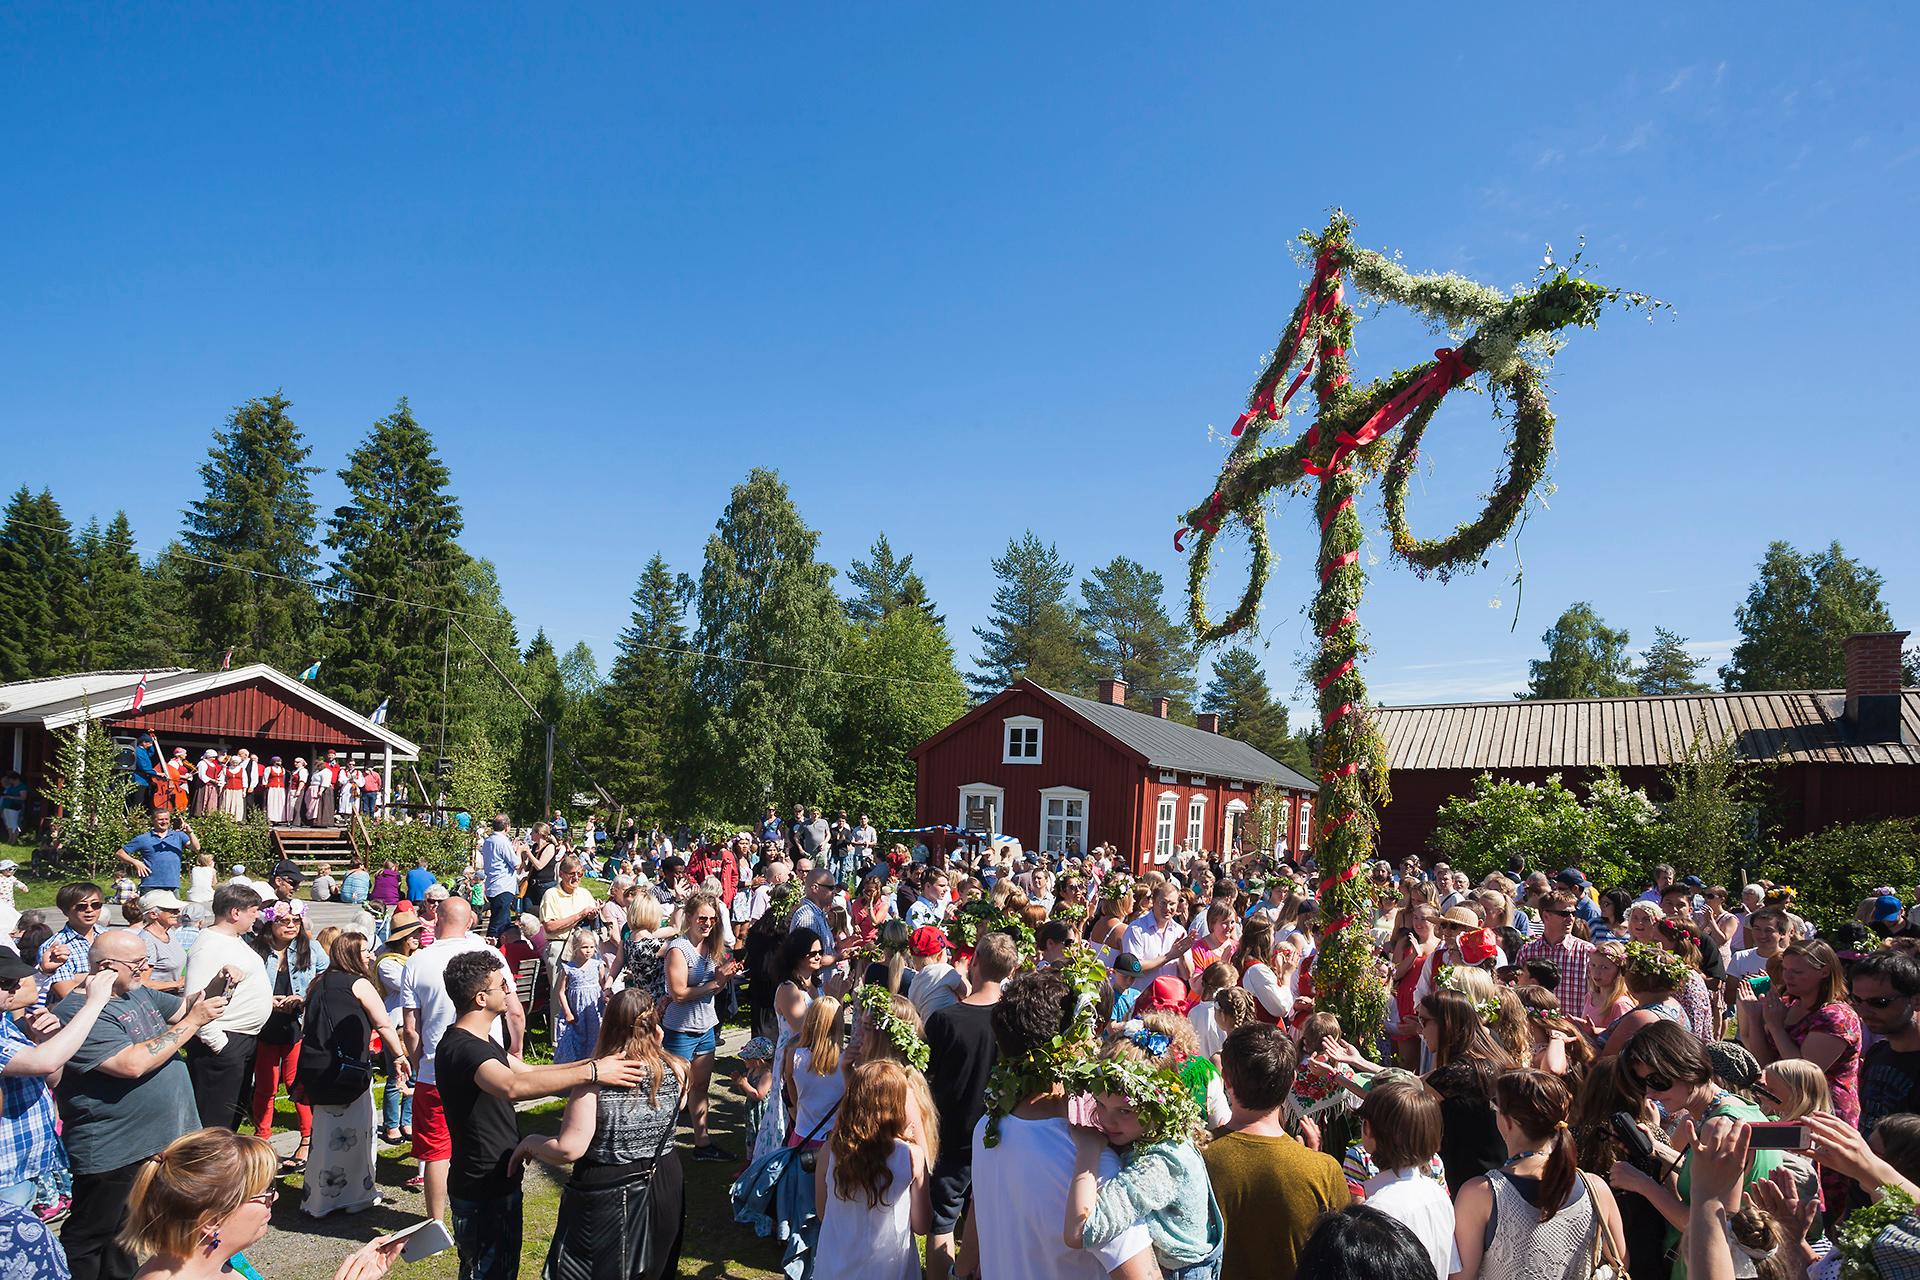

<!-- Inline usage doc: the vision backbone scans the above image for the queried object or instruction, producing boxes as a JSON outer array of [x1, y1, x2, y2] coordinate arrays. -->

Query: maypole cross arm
[[1176, 212, 1648, 1035]]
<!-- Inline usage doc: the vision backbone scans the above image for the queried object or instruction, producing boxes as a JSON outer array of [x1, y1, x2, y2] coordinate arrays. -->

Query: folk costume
[[192, 751, 222, 817], [221, 755, 248, 820], [264, 758, 290, 825]]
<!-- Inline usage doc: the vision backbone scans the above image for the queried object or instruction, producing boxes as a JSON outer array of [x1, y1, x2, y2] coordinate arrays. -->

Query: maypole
[[1179, 212, 1646, 1035]]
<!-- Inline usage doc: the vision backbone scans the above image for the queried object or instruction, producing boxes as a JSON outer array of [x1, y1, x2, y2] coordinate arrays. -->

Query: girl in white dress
[[812, 1059, 931, 1280]]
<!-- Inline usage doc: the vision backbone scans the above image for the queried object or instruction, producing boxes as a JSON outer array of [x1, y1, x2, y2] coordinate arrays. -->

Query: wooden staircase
[[272, 826, 359, 879]]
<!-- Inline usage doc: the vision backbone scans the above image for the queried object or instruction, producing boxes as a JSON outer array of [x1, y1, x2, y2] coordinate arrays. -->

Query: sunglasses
[[101, 957, 151, 974], [1852, 993, 1905, 1011], [246, 1188, 279, 1207], [1541, 907, 1573, 918], [1633, 1068, 1675, 1093], [74, 902, 104, 913]]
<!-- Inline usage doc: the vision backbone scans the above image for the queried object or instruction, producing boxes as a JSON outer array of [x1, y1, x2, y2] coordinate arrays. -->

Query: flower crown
[[1764, 885, 1798, 908], [1051, 902, 1088, 925], [982, 944, 1108, 1147], [1622, 941, 1692, 988], [1655, 917, 1704, 949], [1435, 965, 1501, 1023], [1098, 873, 1135, 903], [848, 983, 930, 1073], [1836, 1184, 1917, 1279], [1057, 1054, 1203, 1147]]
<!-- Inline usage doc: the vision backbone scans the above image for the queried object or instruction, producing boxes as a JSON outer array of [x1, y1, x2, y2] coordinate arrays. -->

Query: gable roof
[[1372, 689, 1920, 771], [0, 665, 420, 759], [1030, 683, 1318, 791]]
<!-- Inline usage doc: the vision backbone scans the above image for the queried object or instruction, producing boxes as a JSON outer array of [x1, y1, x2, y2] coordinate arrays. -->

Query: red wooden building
[[1368, 631, 1919, 863], [911, 677, 1318, 872]]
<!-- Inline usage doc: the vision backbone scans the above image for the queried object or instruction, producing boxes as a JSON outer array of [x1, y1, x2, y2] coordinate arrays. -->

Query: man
[[548, 807, 569, 839], [784, 803, 808, 859], [401, 897, 527, 1224], [538, 856, 599, 1009], [1206, 1024, 1351, 1280], [435, 950, 643, 1279], [1517, 892, 1594, 1005], [180, 882, 270, 1128], [923, 933, 1014, 1280], [962, 970, 1157, 1280], [746, 857, 792, 923], [1853, 949, 1920, 1139], [825, 810, 854, 884], [132, 890, 188, 994], [1726, 906, 1787, 993], [1553, 867, 1603, 927], [480, 814, 521, 939], [852, 812, 877, 872], [797, 806, 831, 864], [1243, 878, 1289, 925], [908, 869, 951, 929], [1638, 862, 1676, 906], [53, 930, 232, 1280], [407, 853, 439, 906], [790, 869, 840, 956], [114, 809, 198, 894], [0, 952, 117, 1216], [1121, 881, 1194, 985], [36, 882, 113, 1006], [689, 835, 742, 906]]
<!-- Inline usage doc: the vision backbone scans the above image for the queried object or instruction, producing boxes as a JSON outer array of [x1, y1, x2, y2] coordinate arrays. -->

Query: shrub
[[1759, 819, 1920, 934], [184, 811, 273, 872]]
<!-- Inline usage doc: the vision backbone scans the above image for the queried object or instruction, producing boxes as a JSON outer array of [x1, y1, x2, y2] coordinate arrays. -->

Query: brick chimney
[[1196, 712, 1221, 733], [1843, 631, 1910, 744], [1152, 697, 1171, 719], [1096, 677, 1127, 706]]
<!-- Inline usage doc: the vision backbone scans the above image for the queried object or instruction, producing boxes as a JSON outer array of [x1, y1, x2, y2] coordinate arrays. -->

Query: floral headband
[[1057, 1054, 1203, 1147], [1656, 917, 1704, 949], [982, 944, 1108, 1148], [1622, 941, 1692, 987], [1435, 965, 1501, 1024], [848, 984, 930, 1073], [1120, 1020, 1174, 1059]]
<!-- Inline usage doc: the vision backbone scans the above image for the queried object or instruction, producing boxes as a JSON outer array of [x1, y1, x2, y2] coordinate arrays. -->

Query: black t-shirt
[[436, 1027, 521, 1202], [924, 1000, 998, 1164], [1861, 1042, 1920, 1138]]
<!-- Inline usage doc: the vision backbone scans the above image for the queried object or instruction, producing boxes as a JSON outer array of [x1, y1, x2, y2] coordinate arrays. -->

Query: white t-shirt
[[1188, 1001, 1228, 1060], [971, 1112, 1152, 1280], [908, 963, 966, 1021], [401, 934, 509, 1085], [1727, 948, 1772, 981], [1364, 1167, 1460, 1280], [183, 928, 271, 1051], [1243, 962, 1294, 1021]]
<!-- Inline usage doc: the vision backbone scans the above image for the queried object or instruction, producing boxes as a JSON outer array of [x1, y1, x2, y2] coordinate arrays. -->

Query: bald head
[[437, 897, 475, 938], [91, 930, 145, 965]]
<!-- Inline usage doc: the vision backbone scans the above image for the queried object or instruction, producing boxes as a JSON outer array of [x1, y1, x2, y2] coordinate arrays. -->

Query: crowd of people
[[7, 795, 1920, 1280]]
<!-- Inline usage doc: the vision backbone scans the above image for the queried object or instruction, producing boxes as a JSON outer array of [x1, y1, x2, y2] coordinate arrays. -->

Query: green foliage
[[449, 727, 509, 833], [686, 469, 842, 820], [0, 486, 82, 681], [138, 544, 200, 670], [42, 714, 140, 880], [1201, 647, 1291, 761], [845, 533, 942, 629], [971, 531, 1094, 699], [179, 392, 324, 671], [322, 398, 466, 741], [1637, 627, 1710, 695], [1759, 820, 1920, 934], [1721, 540, 1911, 690], [441, 557, 527, 770], [1653, 729, 1767, 888], [829, 607, 970, 829], [1079, 557, 1197, 715], [1522, 602, 1637, 699], [576, 553, 691, 821], [72, 514, 151, 671], [1432, 770, 1659, 890], [185, 810, 274, 871], [366, 818, 468, 880]]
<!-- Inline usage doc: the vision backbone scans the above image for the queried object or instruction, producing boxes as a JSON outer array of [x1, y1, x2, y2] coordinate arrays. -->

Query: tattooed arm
[[93, 992, 228, 1079]]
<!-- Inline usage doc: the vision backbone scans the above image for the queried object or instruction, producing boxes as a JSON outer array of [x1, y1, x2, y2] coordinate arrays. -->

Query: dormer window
[[1003, 715, 1043, 764]]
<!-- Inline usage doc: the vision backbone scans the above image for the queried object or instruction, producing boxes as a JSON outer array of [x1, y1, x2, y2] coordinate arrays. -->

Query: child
[[554, 930, 609, 1063], [729, 1036, 776, 1141], [1287, 1012, 1348, 1132], [1187, 960, 1240, 1060], [1065, 1033, 1221, 1280], [1353, 1075, 1458, 1280], [1336, 1066, 1448, 1195], [811, 1059, 932, 1279]]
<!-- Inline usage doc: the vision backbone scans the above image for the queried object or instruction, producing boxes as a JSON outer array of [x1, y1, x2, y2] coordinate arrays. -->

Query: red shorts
[[411, 1083, 451, 1161]]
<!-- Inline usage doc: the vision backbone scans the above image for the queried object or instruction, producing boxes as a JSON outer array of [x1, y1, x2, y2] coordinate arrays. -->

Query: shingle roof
[[1032, 685, 1318, 791], [1371, 689, 1920, 771]]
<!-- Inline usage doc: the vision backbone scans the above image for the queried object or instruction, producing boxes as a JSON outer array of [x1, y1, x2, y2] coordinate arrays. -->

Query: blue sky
[[3, 5, 1915, 720]]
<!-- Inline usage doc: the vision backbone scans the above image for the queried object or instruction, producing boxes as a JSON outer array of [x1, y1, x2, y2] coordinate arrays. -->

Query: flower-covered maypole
[[1179, 212, 1643, 1037]]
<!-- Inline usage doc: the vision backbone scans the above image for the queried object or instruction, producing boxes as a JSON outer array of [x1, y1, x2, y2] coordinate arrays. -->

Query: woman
[[1591, 889, 1633, 945], [338, 855, 370, 906], [120, 1127, 402, 1279], [368, 859, 401, 911], [849, 874, 891, 947], [1745, 937, 1863, 1126], [813, 1060, 932, 1280], [1087, 882, 1130, 964], [621, 893, 677, 1002], [1516, 986, 1594, 1081], [1623, 900, 1664, 946], [299, 931, 411, 1218], [1583, 941, 1632, 1031], [250, 901, 325, 1172], [1180, 904, 1236, 997], [1451, 1070, 1625, 1280], [1417, 988, 1515, 1195], [1654, 919, 1715, 1040], [1597, 943, 1687, 1057], [1568, 1056, 1671, 1280], [1231, 915, 1293, 1025], [1389, 906, 1443, 1069], [511, 989, 687, 1280], [753, 928, 831, 1162], [374, 912, 423, 1143], [662, 890, 741, 1162]]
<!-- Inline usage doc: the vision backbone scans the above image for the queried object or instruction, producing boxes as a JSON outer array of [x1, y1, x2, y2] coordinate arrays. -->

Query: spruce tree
[[845, 533, 942, 628], [1200, 646, 1293, 760], [831, 606, 970, 828], [1637, 627, 1710, 695], [73, 513, 149, 670], [1721, 540, 1907, 689], [179, 392, 323, 669], [1521, 603, 1637, 699], [442, 557, 526, 770], [584, 553, 692, 817], [970, 532, 1093, 699], [511, 630, 564, 818], [0, 487, 81, 680], [1079, 556, 1198, 715], [139, 543, 199, 670], [687, 469, 842, 820], [323, 399, 465, 740]]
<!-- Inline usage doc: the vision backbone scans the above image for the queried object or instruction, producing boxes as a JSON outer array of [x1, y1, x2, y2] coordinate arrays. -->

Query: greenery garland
[[848, 982, 931, 1072], [1622, 941, 1692, 989], [981, 944, 1108, 1147], [1836, 1185, 1918, 1280], [1056, 1055, 1204, 1148], [1436, 964, 1502, 1023]]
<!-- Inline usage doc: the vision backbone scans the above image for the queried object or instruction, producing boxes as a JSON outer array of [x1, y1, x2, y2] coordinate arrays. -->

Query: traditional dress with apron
[[221, 761, 248, 820], [264, 765, 289, 824]]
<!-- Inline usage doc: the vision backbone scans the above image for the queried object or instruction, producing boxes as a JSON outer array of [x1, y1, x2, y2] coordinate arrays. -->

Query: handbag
[[1583, 1173, 1629, 1280]]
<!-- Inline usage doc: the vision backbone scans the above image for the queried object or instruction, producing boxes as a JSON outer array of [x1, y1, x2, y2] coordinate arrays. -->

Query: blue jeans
[[450, 1190, 522, 1280], [381, 1062, 413, 1133], [487, 891, 518, 939]]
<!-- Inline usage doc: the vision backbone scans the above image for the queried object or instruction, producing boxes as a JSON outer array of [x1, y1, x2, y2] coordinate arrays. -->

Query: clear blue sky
[[4, 5, 1915, 720]]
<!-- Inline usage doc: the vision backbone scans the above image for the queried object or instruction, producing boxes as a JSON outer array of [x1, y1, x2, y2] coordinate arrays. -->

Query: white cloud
[[1662, 67, 1694, 94]]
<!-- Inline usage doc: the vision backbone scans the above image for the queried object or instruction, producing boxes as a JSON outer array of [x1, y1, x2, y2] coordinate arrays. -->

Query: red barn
[[911, 677, 1318, 872]]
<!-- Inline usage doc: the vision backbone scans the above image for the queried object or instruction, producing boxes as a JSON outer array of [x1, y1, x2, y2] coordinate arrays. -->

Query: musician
[[117, 806, 199, 892], [162, 747, 192, 814]]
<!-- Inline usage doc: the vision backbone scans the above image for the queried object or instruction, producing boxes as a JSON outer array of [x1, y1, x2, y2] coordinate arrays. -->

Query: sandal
[[281, 1143, 310, 1173]]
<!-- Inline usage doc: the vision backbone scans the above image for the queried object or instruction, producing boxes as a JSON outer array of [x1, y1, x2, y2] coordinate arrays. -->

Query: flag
[[299, 661, 322, 681], [220, 648, 234, 670], [370, 697, 390, 726], [130, 672, 149, 712]]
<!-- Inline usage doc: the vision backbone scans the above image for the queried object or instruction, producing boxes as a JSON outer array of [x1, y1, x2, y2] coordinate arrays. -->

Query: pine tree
[[687, 469, 842, 820], [73, 513, 149, 670], [442, 558, 526, 771], [1200, 646, 1293, 760], [583, 553, 692, 817], [1521, 603, 1638, 699], [845, 534, 942, 628], [0, 487, 81, 680], [179, 393, 323, 670], [1080, 556, 1198, 715], [511, 630, 565, 818], [1637, 627, 1710, 695], [971, 532, 1093, 698], [1721, 540, 1908, 689], [138, 543, 199, 670], [830, 607, 970, 828], [322, 399, 465, 740]]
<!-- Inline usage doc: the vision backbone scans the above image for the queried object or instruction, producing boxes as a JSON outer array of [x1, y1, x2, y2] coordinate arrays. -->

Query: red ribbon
[[1325, 348, 1475, 473], [1319, 550, 1357, 581], [1322, 610, 1357, 640], [1319, 496, 1354, 531], [1323, 762, 1359, 782], [1173, 527, 1189, 552], [1316, 657, 1355, 689], [1322, 702, 1352, 728]]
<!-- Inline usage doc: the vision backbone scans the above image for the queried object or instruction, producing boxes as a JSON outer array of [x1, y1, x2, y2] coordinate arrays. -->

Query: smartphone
[[382, 1217, 455, 1262], [203, 971, 232, 999], [1747, 1122, 1812, 1150]]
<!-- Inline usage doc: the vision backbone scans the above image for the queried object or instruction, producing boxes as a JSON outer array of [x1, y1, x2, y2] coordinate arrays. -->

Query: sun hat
[[139, 889, 186, 912], [1441, 906, 1482, 929], [739, 1036, 775, 1063]]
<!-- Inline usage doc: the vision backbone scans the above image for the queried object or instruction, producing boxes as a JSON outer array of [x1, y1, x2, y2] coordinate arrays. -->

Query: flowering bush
[[1431, 768, 1660, 890]]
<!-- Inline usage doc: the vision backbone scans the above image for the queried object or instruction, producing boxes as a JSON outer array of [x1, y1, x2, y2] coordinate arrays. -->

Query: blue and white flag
[[299, 660, 322, 681], [370, 697, 390, 726]]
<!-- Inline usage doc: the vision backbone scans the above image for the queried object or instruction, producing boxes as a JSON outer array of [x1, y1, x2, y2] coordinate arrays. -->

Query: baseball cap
[[1554, 867, 1587, 886], [1872, 895, 1906, 926], [1459, 929, 1501, 966], [1680, 875, 1706, 890], [910, 926, 950, 957], [0, 949, 34, 982], [139, 889, 186, 912]]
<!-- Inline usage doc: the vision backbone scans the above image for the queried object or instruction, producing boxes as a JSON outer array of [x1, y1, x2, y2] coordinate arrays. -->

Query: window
[[1039, 786, 1090, 855], [1297, 799, 1313, 852], [1002, 716, 1043, 765], [1228, 779, 1244, 791], [958, 784, 1006, 834], [1154, 793, 1178, 858], [1225, 799, 1249, 852], [1272, 798, 1291, 853], [1189, 776, 1207, 786], [1186, 795, 1206, 850], [1158, 771, 1177, 784]]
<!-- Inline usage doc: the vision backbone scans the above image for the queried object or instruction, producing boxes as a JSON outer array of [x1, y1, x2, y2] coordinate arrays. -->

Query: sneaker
[[690, 1142, 735, 1162]]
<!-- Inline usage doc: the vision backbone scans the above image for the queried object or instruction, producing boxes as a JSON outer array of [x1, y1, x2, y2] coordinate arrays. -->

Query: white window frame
[[1189, 775, 1207, 786], [1186, 794, 1207, 850], [1297, 798, 1313, 852], [1225, 798, 1249, 852], [1154, 792, 1179, 859], [1272, 798, 1292, 854], [1037, 785, 1090, 855], [1001, 715, 1043, 765], [958, 783, 1006, 833]]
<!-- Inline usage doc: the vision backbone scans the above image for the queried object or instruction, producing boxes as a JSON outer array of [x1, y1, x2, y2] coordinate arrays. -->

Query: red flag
[[220, 648, 234, 670], [130, 672, 149, 712]]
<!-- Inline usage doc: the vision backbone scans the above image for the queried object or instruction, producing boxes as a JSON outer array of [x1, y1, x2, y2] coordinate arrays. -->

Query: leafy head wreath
[[848, 983, 930, 1073], [1435, 964, 1502, 1024], [981, 944, 1109, 1147], [1056, 1054, 1204, 1148], [1622, 941, 1692, 989]]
